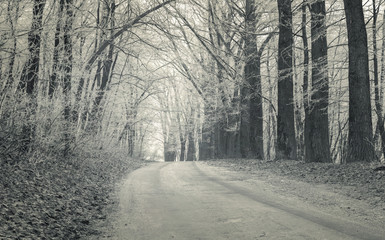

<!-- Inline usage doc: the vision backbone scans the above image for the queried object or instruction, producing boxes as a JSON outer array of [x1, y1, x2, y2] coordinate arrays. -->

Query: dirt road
[[108, 162, 385, 239]]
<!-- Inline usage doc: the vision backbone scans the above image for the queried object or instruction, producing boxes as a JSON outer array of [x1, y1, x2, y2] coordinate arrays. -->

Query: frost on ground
[[204, 159, 385, 229], [0, 150, 148, 239]]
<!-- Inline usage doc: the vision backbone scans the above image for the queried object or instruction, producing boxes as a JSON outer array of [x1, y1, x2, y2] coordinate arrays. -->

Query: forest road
[[110, 162, 385, 240]]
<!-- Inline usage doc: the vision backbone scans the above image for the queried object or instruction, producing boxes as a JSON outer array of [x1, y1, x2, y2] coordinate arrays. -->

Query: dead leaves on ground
[[206, 159, 385, 209], [0, 151, 146, 239]]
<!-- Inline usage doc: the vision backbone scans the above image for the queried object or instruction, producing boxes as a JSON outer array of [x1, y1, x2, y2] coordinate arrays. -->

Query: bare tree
[[276, 0, 296, 159], [343, 0, 375, 162], [62, 0, 74, 156], [304, 0, 330, 162], [19, 0, 46, 94], [241, 0, 263, 158]]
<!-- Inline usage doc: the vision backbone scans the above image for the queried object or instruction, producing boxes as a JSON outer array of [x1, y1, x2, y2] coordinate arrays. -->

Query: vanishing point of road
[[109, 162, 385, 240]]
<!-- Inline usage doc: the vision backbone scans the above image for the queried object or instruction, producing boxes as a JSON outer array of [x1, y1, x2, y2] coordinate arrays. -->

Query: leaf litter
[[0, 150, 149, 239], [204, 158, 385, 228]]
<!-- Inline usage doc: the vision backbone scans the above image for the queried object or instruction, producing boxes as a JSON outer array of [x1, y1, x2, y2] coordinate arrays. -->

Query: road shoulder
[[201, 159, 385, 231]]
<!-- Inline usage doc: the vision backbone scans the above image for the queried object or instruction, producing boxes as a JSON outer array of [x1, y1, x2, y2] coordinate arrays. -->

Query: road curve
[[111, 162, 384, 240]]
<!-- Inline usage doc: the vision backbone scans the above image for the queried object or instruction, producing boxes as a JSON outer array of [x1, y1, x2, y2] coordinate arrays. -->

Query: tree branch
[[85, 0, 175, 71]]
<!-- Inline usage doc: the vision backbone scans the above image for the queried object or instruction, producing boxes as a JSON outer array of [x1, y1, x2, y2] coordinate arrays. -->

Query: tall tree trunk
[[5, 1, 18, 91], [207, 1, 231, 158], [19, 0, 46, 94], [372, 0, 385, 160], [19, 0, 46, 152], [186, 132, 195, 161], [343, 0, 375, 162], [62, 0, 74, 157], [378, 9, 385, 159], [91, 1, 116, 120], [240, 84, 250, 157], [187, 106, 196, 161], [228, 90, 240, 157], [305, 0, 331, 162], [177, 111, 186, 161], [49, 0, 65, 97], [276, 0, 296, 159], [242, 0, 263, 158], [300, 0, 309, 161], [266, 45, 275, 160], [0, 1, 19, 110]]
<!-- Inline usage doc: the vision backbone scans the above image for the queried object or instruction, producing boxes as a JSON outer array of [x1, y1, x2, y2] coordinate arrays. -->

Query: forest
[[1, 0, 385, 164], [2, 0, 385, 238]]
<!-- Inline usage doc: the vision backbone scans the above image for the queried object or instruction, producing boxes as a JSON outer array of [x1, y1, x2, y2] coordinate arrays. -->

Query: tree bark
[[5, 1, 18, 91], [343, 0, 375, 162], [91, 1, 116, 120], [62, 0, 74, 157], [18, 0, 46, 152], [305, 0, 331, 162], [372, 0, 385, 160], [378, 9, 385, 160], [0, 1, 19, 108], [276, 0, 296, 159], [299, 0, 309, 161], [242, 0, 263, 159], [49, 0, 65, 97], [19, 0, 46, 94]]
